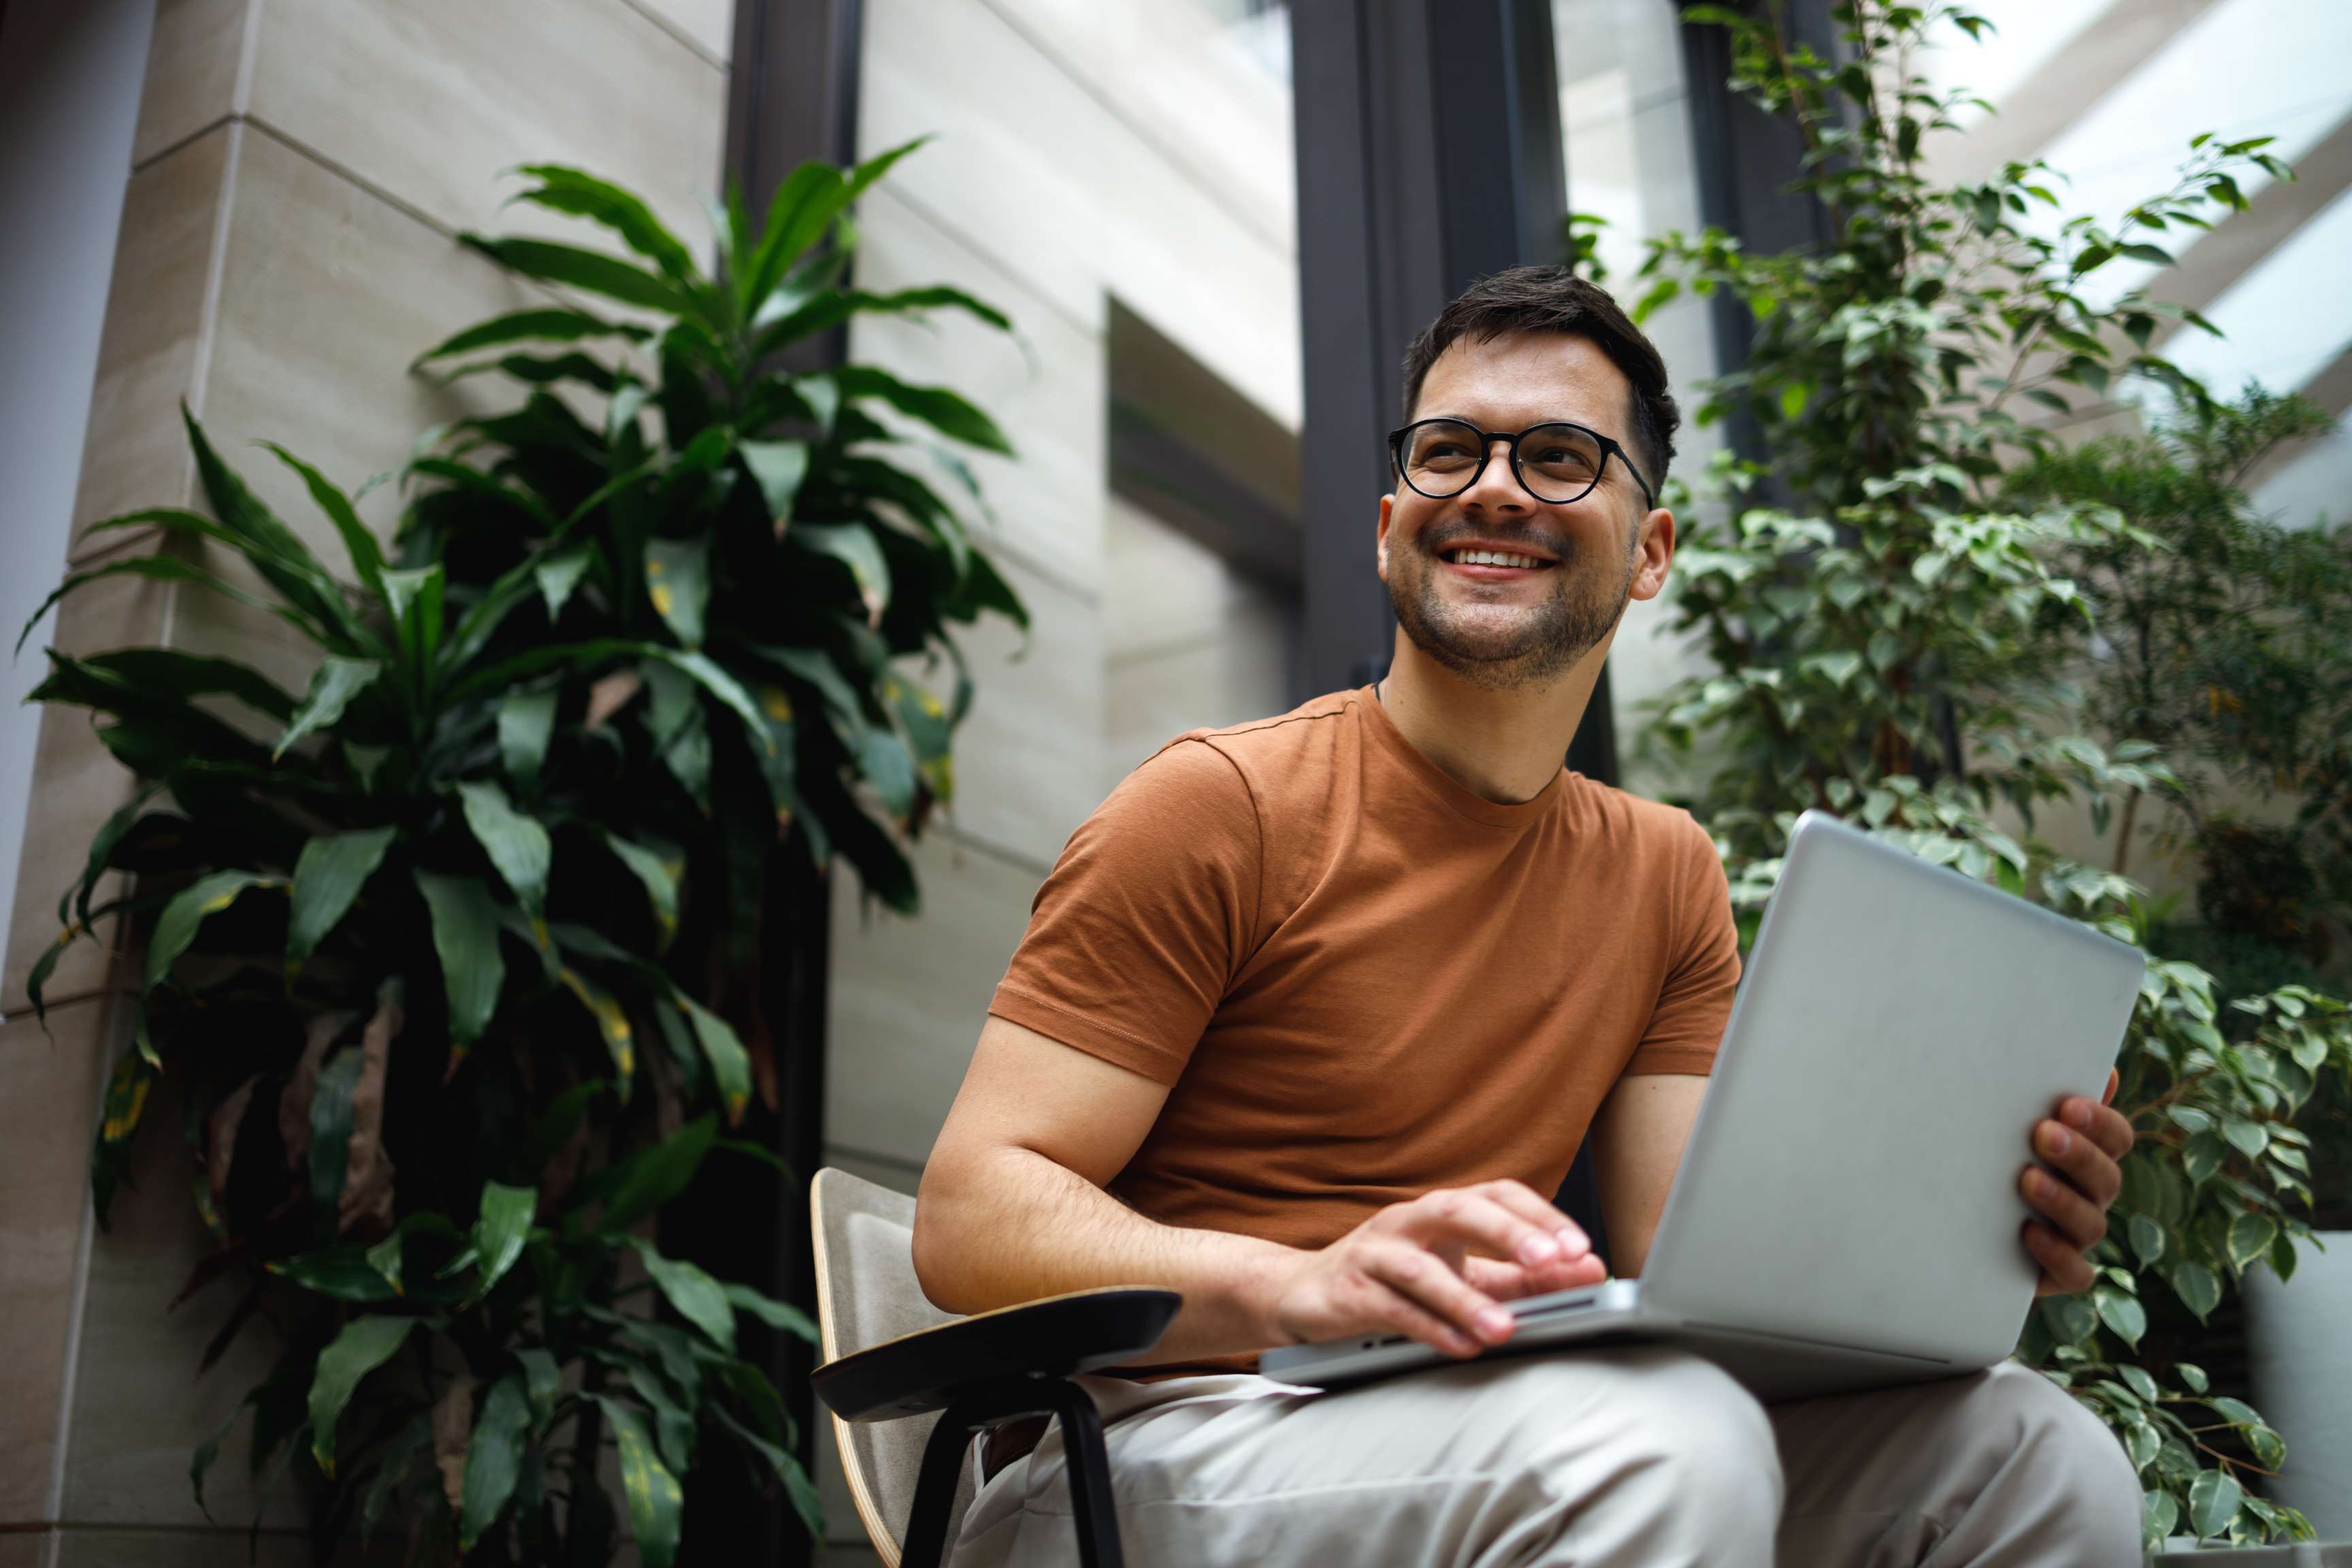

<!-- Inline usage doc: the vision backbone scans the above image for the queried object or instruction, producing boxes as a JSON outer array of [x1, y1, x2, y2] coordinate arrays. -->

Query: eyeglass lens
[[1399, 420, 1607, 504]]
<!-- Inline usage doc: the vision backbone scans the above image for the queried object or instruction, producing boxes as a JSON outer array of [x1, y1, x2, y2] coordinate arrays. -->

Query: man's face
[[1377, 332, 1672, 691]]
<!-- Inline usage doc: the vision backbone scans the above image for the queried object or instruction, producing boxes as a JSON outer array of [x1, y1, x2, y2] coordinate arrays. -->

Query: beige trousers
[[951, 1346, 2141, 1567]]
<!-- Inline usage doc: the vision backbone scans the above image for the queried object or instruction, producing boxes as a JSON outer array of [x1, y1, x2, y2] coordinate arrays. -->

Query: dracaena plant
[[18, 147, 1024, 1565], [1627, 0, 2352, 1548], [399, 144, 1026, 926], [22, 416, 813, 1565]]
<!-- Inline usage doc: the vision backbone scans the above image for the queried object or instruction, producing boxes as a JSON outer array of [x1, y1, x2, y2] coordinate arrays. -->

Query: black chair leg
[[896, 1375, 1127, 1568], [1043, 1378, 1124, 1568]]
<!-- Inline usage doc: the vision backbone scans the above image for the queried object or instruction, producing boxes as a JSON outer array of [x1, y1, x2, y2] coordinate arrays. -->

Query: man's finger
[[2036, 1116, 2125, 1205], [2059, 1096, 2135, 1161], [1398, 1189, 1580, 1269], [2020, 1163, 2107, 1252], [1463, 1252, 1609, 1301], [1472, 1179, 1593, 1258], [2025, 1221, 2095, 1296], [1362, 1239, 1513, 1348]]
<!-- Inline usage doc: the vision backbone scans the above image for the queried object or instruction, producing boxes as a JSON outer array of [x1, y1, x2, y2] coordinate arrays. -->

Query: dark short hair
[[1399, 266, 1679, 495]]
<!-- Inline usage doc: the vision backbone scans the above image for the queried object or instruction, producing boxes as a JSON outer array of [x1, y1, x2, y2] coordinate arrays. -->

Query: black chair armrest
[[811, 1287, 1182, 1422]]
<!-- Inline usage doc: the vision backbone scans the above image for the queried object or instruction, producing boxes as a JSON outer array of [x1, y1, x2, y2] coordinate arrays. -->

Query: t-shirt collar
[[1356, 684, 1567, 830]]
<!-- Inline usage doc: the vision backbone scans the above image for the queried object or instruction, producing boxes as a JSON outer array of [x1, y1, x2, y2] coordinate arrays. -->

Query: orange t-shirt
[[987, 687, 1741, 1369]]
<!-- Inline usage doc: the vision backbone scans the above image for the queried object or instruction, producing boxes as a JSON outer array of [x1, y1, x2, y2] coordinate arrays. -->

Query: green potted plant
[[1632, 0, 2352, 1548], [18, 144, 1024, 1565], [2006, 392, 2352, 1533]]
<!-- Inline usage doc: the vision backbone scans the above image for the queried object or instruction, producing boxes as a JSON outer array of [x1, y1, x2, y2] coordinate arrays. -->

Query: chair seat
[[812, 1286, 1183, 1422]]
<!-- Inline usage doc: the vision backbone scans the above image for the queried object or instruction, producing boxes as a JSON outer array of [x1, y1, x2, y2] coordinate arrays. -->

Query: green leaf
[[604, 834, 683, 950], [18, 552, 292, 660], [2127, 1213, 2166, 1266], [287, 827, 397, 970], [644, 537, 710, 649], [676, 995, 751, 1123], [535, 545, 593, 621], [191, 1396, 248, 1516], [2142, 1487, 2179, 1546], [261, 443, 387, 602], [457, 1373, 532, 1550], [2177, 1361, 2209, 1394], [308, 1315, 417, 1476], [2187, 1467, 2241, 1539], [721, 1283, 819, 1344], [270, 1244, 404, 1302], [517, 1348, 561, 1424], [412, 307, 651, 365], [2171, 1261, 2221, 1322], [497, 689, 559, 794], [792, 521, 892, 623], [145, 870, 287, 991], [617, 1358, 696, 1472], [457, 780, 552, 929], [78, 647, 297, 723], [414, 872, 506, 1061], [506, 165, 700, 283], [558, 968, 636, 1087], [308, 1047, 363, 1221], [276, 655, 382, 759], [2123, 1420, 2159, 1472], [181, 410, 363, 644], [738, 439, 808, 525], [2221, 1117, 2268, 1160], [2093, 1286, 2146, 1348], [467, 1181, 538, 1304], [632, 1239, 736, 1353], [595, 1115, 715, 1233], [832, 365, 1012, 453], [2226, 1213, 2278, 1270], [2183, 1130, 2225, 1186], [595, 1398, 683, 1568], [2120, 1363, 2159, 1402], [457, 233, 693, 315]]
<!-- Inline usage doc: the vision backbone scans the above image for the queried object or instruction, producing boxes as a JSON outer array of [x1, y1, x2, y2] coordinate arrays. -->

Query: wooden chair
[[807, 1167, 1181, 1567]]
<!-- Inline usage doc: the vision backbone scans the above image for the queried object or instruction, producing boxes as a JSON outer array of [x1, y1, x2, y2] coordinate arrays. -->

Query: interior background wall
[[817, 0, 1300, 1554], [0, 1, 734, 1561]]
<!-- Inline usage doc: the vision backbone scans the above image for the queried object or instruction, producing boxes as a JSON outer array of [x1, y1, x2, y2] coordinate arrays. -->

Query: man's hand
[[1262, 1180, 1609, 1358], [2021, 1067, 2135, 1296]]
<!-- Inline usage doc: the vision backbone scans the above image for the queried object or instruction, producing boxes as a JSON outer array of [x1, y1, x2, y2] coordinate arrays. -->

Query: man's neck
[[1375, 631, 1610, 804]]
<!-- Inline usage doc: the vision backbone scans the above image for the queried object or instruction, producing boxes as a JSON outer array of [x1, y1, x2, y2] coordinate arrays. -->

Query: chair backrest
[[809, 1166, 975, 1565]]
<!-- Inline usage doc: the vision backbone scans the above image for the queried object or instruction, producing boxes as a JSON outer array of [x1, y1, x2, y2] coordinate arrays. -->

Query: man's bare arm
[[1588, 1073, 1707, 1279], [915, 1016, 1607, 1363]]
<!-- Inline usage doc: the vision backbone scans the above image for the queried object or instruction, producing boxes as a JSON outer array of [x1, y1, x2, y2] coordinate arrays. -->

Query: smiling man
[[913, 267, 2141, 1567]]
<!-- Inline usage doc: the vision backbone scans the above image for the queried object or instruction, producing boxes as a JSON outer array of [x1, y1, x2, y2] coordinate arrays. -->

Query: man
[[914, 267, 2140, 1565]]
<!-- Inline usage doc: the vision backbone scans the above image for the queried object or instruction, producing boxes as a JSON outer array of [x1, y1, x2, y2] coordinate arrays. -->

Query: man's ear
[[1376, 491, 1396, 584], [1627, 506, 1676, 602]]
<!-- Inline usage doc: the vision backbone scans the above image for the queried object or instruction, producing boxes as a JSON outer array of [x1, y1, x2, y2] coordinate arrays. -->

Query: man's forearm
[[913, 1143, 1301, 1363]]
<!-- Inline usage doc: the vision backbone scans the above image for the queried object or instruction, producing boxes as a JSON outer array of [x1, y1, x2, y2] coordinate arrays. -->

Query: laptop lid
[[1636, 812, 2145, 1367]]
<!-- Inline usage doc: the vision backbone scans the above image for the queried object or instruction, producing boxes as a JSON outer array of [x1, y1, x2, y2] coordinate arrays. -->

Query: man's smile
[[1430, 535, 1562, 580]]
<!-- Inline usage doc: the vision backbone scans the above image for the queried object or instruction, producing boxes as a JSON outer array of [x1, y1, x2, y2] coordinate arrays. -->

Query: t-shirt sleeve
[[987, 738, 1260, 1086], [1625, 817, 1742, 1075]]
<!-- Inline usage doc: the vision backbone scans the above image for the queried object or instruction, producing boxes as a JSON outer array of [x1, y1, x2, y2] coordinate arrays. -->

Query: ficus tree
[[1629, 0, 2352, 1547]]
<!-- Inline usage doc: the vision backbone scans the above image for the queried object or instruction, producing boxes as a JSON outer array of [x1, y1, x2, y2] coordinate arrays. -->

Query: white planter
[[2244, 1231, 2352, 1541]]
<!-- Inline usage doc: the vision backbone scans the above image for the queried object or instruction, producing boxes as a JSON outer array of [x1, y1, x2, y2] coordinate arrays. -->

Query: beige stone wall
[[816, 0, 1298, 1550], [0, 0, 730, 1558]]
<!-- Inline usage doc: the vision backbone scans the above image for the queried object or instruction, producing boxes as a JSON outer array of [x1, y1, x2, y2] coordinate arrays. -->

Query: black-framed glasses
[[1387, 418, 1656, 510]]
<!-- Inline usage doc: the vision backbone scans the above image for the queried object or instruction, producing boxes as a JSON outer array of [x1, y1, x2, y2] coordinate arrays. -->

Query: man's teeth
[[1448, 548, 1545, 568]]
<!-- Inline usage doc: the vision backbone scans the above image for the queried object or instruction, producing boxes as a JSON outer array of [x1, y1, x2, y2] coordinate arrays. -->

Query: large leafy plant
[[18, 148, 1024, 1565], [403, 146, 1026, 926], [1633, 1, 2352, 1547]]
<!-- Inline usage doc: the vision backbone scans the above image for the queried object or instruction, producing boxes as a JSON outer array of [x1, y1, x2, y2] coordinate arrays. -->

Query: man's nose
[[1461, 438, 1531, 510]]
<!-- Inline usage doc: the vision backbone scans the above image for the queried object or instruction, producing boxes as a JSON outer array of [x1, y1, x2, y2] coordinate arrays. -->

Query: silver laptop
[[1259, 811, 2146, 1402]]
